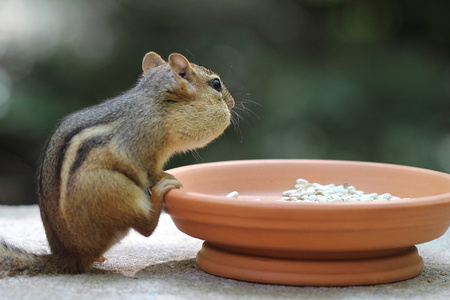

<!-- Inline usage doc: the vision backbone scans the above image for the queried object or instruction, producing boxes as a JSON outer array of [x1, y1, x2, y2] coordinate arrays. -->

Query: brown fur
[[0, 52, 234, 277]]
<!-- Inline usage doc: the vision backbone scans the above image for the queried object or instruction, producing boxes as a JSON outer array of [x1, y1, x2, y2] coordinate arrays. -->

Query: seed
[[333, 187, 348, 194], [282, 189, 297, 196], [296, 178, 309, 185], [322, 189, 335, 194], [331, 194, 341, 201], [304, 187, 316, 195], [226, 191, 239, 198], [379, 193, 391, 200]]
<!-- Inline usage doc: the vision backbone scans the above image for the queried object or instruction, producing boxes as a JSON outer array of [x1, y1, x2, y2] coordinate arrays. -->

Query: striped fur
[[1, 52, 234, 276]]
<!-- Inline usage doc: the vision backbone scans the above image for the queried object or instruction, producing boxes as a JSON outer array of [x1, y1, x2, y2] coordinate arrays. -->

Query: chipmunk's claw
[[154, 176, 182, 200], [95, 255, 107, 264]]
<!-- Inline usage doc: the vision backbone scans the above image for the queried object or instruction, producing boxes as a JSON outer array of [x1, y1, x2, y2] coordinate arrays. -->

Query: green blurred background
[[0, 0, 449, 205]]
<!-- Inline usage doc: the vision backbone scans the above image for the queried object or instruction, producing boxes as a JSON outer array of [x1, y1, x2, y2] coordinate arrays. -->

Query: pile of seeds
[[280, 178, 404, 203]]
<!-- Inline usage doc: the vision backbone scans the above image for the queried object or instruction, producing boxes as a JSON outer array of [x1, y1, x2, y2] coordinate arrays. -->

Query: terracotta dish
[[163, 160, 450, 286]]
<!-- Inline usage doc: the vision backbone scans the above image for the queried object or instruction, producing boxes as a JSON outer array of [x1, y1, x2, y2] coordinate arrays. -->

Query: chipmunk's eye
[[209, 78, 222, 92]]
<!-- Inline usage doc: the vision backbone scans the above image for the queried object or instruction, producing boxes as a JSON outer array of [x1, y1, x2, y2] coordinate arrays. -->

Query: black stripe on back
[[56, 127, 86, 187], [54, 118, 116, 194], [69, 135, 111, 178]]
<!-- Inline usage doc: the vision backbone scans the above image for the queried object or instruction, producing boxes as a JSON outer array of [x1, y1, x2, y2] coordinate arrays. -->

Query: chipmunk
[[0, 51, 234, 277]]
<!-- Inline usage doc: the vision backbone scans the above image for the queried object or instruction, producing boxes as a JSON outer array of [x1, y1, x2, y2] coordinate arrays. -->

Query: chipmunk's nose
[[226, 97, 235, 110]]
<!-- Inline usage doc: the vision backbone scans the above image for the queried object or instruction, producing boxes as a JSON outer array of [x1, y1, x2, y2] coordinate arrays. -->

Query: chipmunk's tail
[[0, 239, 60, 277]]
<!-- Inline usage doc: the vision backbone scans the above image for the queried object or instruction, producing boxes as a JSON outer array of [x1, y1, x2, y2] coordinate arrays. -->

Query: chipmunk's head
[[141, 51, 234, 153]]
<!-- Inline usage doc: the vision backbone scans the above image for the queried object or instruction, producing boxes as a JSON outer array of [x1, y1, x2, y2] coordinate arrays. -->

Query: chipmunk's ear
[[168, 53, 195, 95], [142, 52, 166, 74], [168, 53, 194, 80]]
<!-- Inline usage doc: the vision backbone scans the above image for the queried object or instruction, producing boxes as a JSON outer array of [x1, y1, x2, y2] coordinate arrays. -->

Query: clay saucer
[[163, 159, 450, 286]]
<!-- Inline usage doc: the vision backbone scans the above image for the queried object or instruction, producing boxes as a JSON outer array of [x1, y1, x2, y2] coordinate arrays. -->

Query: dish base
[[196, 242, 424, 286]]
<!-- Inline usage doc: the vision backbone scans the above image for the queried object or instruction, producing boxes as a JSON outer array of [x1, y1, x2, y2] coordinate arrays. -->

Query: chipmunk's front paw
[[153, 174, 182, 200]]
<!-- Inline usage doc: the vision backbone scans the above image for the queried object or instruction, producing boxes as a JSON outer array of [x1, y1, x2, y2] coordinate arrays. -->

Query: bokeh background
[[0, 0, 449, 205]]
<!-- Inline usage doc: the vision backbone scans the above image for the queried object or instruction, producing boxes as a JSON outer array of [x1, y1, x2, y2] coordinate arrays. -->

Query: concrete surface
[[0, 205, 448, 300]]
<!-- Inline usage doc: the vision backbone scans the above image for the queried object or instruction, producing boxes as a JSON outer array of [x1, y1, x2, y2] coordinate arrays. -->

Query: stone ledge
[[0, 205, 449, 299]]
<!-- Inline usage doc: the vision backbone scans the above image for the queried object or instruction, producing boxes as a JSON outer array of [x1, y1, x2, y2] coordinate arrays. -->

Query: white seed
[[329, 198, 342, 202], [360, 196, 372, 201], [296, 178, 309, 185], [322, 189, 335, 194], [317, 196, 327, 202], [379, 193, 391, 200], [331, 194, 341, 201], [333, 188, 348, 194], [282, 189, 297, 196], [304, 187, 316, 195], [226, 191, 239, 198]]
